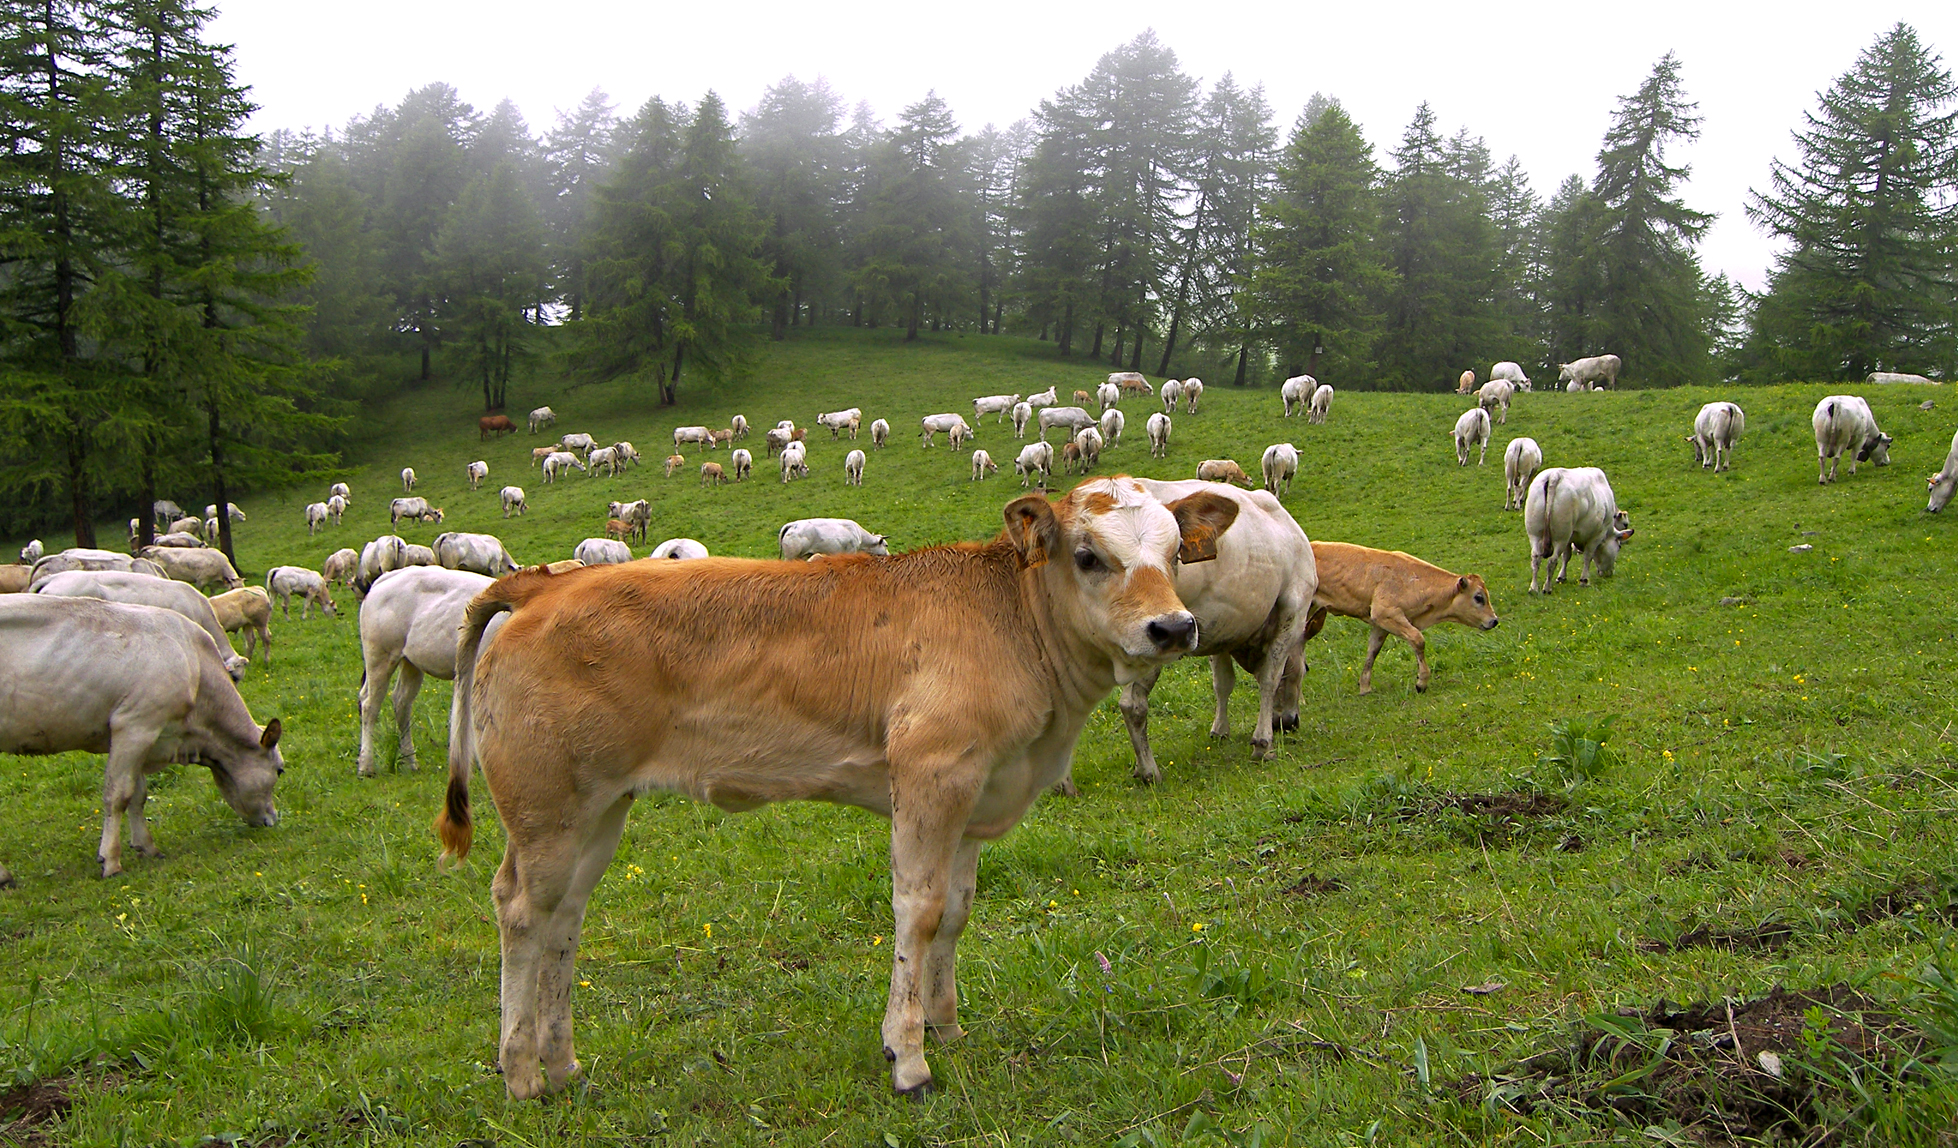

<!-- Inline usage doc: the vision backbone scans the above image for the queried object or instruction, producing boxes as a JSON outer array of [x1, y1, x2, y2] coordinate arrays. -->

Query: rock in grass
[[1789, 544, 1814, 553]]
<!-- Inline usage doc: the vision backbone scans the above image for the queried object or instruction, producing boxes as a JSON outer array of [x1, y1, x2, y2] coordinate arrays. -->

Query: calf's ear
[[1166, 491, 1241, 564], [1004, 494, 1060, 568], [1457, 576, 1469, 592], [260, 718, 282, 750]]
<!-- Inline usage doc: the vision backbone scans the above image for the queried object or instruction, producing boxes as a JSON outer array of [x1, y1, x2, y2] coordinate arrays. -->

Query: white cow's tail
[[1533, 471, 1562, 558]]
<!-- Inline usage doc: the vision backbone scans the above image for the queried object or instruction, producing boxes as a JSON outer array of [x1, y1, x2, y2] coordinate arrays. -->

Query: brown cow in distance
[[480, 415, 517, 440], [436, 478, 1239, 1101], [1304, 541, 1499, 694]]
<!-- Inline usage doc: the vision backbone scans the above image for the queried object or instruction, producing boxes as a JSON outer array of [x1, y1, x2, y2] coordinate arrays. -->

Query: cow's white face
[[210, 718, 282, 829], [1929, 471, 1957, 513], [1596, 512, 1634, 577]]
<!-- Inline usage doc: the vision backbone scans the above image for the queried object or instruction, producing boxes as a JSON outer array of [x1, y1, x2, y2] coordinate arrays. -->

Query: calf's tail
[[436, 573, 537, 863]]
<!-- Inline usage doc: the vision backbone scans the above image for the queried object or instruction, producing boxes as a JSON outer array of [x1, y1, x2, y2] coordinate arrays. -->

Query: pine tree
[[1746, 23, 1958, 380], [435, 161, 546, 411], [543, 88, 617, 322], [852, 92, 971, 342], [1539, 174, 1607, 365], [742, 76, 845, 337], [1016, 85, 1098, 353]]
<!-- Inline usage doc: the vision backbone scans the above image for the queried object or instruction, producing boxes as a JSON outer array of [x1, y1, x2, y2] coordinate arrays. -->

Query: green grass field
[[5, 327, 1958, 1146]]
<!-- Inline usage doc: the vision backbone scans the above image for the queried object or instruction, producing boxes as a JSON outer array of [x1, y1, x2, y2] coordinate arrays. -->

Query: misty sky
[[212, 0, 1957, 293]]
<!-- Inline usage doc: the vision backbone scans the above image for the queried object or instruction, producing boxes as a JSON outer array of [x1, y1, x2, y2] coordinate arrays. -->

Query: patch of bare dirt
[[0, 1078, 71, 1146], [1416, 792, 1569, 819], [1639, 880, 1958, 953]]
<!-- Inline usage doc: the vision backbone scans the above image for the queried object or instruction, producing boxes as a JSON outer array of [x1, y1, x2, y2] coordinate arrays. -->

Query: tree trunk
[[137, 447, 157, 552], [1059, 303, 1074, 356], [1233, 343, 1249, 387], [906, 295, 921, 342], [1091, 322, 1104, 358], [420, 342, 431, 380], [852, 299, 863, 327], [1110, 325, 1124, 367], [67, 427, 94, 550], [663, 345, 684, 406], [993, 300, 1003, 336], [1129, 321, 1144, 372]]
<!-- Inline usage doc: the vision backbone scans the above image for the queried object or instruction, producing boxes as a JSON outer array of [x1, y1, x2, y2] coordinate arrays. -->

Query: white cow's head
[[1928, 470, 1958, 513], [1858, 432, 1893, 466], [1596, 510, 1635, 577], [207, 717, 282, 830]]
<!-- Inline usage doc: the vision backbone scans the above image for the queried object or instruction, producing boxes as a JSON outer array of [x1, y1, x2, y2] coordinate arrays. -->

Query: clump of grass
[[122, 945, 305, 1069], [1532, 715, 1617, 787]]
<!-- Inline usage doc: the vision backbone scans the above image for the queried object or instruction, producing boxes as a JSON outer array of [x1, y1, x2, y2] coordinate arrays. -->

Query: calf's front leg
[[881, 763, 980, 1095]]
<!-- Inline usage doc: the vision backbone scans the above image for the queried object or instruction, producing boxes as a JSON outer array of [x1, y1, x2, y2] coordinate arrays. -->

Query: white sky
[[213, 0, 1958, 293]]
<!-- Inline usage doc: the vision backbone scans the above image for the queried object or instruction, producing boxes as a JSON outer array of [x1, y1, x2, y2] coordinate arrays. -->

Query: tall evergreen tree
[[1016, 86, 1098, 353], [852, 92, 970, 341], [377, 84, 477, 380], [1539, 173, 1607, 365], [436, 161, 546, 410], [543, 88, 617, 322], [741, 76, 844, 337]]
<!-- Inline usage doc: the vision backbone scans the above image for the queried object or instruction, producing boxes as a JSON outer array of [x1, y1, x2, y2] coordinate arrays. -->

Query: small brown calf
[[604, 519, 632, 541], [700, 462, 727, 486], [1196, 459, 1255, 487], [664, 454, 685, 477], [1304, 541, 1499, 694]]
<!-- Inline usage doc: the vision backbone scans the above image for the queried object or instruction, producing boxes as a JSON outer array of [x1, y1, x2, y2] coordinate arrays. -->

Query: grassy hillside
[[5, 327, 1958, 1146]]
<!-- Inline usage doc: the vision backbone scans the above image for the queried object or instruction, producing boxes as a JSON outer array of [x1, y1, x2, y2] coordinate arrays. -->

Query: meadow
[[4, 327, 1958, 1146]]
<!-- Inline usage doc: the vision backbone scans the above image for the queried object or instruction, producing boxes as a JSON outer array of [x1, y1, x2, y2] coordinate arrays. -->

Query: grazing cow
[[1504, 437, 1543, 510], [1690, 402, 1746, 472], [664, 454, 686, 478], [604, 519, 632, 541], [323, 548, 359, 589], [467, 460, 489, 490], [266, 566, 336, 620], [0, 596, 282, 881], [1061, 441, 1084, 474], [433, 480, 1237, 1098], [971, 449, 997, 480], [329, 482, 352, 502], [205, 502, 246, 523], [436, 532, 519, 577], [1196, 459, 1254, 487], [480, 415, 517, 440], [701, 462, 728, 487], [34, 569, 250, 679], [1099, 407, 1124, 447], [1181, 378, 1204, 414], [402, 543, 438, 568], [1280, 375, 1313, 417], [1305, 543, 1499, 694], [19, 540, 43, 565], [170, 516, 204, 539], [1147, 412, 1172, 458], [920, 413, 969, 446], [870, 418, 890, 448], [152, 500, 186, 524], [355, 535, 409, 594], [1113, 372, 1153, 396], [1014, 441, 1053, 488], [560, 432, 597, 458], [1526, 467, 1633, 593], [573, 538, 632, 566], [613, 442, 642, 469], [949, 420, 974, 450], [1476, 379, 1514, 424], [305, 502, 329, 537], [1025, 385, 1059, 409], [1491, 361, 1531, 390], [587, 446, 622, 477], [529, 406, 557, 434], [141, 547, 244, 592], [1927, 430, 1958, 513], [209, 587, 274, 663], [845, 449, 866, 486], [1457, 369, 1476, 394], [1557, 354, 1621, 391], [1075, 426, 1103, 470], [1096, 382, 1121, 411], [1309, 384, 1334, 424], [355, 565, 502, 776], [1261, 442, 1298, 496], [148, 532, 207, 549], [1812, 396, 1891, 483], [1012, 402, 1034, 438], [29, 549, 165, 588], [709, 428, 734, 449], [731, 449, 753, 481], [1454, 408, 1491, 466], [649, 538, 710, 560], [1869, 372, 1937, 385], [778, 517, 890, 561], [731, 415, 749, 439], [779, 441, 809, 483], [1038, 406, 1096, 441], [327, 494, 348, 525], [607, 500, 650, 542], [817, 408, 863, 439], [402, 467, 418, 491], [1159, 379, 1183, 413], [673, 426, 713, 452], [776, 419, 796, 432], [501, 486, 528, 518], [764, 427, 793, 457], [390, 496, 445, 526], [1073, 389, 1093, 406], [542, 453, 585, 483]]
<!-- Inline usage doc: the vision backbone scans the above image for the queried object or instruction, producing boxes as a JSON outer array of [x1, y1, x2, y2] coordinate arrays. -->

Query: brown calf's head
[[1449, 574, 1500, 631]]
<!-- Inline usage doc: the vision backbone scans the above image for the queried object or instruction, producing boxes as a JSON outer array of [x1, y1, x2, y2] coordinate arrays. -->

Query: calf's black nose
[[1147, 615, 1196, 650]]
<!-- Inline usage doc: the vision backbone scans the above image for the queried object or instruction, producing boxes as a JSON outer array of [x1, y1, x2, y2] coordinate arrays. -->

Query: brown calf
[[480, 415, 517, 440], [1196, 459, 1255, 488], [531, 446, 554, 467], [603, 519, 632, 541], [1073, 389, 1093, 405], [1304, 541, 1498, 694], [700, 462, 727, 486], [664, 454, 685, 477]]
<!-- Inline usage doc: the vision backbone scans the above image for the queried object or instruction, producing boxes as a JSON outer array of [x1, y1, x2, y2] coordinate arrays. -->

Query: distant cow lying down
[[436, 479, 1239, 1100]]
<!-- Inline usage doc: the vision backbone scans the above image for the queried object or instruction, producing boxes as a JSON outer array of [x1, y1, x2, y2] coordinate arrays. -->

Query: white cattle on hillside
[[1811, 395, 1892, 483], [1557, 354, 1620, 391], [33, 569, 249, 678], [1454, 408, 1491, 466], [1261, 442, 1298, 496], [779, 518, 889, 561], [574, 538, 631, 566], [1503, 437, 1543, 510], [1281, 375, 1314, 417], [1526, 467, 1633, 593], [1309, 384, 1334, 424], [435, 532, 519, 577], [649, 538, 710, 560], [1147, 412, 1172, 458], [266, 565, 336, 620], [1689, 402, 1746, 472], [355, 564, 499, 776], [528, 406, 557, 433]]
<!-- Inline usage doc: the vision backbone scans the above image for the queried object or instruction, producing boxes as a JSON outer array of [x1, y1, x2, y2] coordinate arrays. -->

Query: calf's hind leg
[[922, 838, 982, 1043]]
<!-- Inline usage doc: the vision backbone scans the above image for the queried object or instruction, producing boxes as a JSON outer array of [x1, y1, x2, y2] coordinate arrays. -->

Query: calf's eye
[[1074, 549, 1100, 573]]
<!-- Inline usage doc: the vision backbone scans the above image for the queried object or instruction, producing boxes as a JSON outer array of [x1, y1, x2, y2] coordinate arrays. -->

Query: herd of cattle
[[0, 357, 1949, 1101]]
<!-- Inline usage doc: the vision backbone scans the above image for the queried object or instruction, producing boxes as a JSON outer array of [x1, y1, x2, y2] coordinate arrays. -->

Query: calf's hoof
[[98, 859, 122, 879], [502, 1065, 548, 1102], [1356, 683, 1374, 696], [1277, 714, 1300, 732]]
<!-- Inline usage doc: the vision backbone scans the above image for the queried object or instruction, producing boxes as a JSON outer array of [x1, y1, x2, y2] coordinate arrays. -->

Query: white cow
[[973, 395, 1019, 424], [542, 452, 585, 483], [1038, 406, 1096, 441], [1690, 402, 1746, 472], [845, 448, 866, 486], [435, 532, 519, 577], [1309, 384, 1334, 424], [1928, 430, 1958, 513], [401, 467, 417, 491], [608, 499, 651, 542], [1557, 354, 1621, 391], [1075, 425, 1103, 470], [205, 503, 246, 523], [148, 532, 207, 549], [1261, 442, 1299, 496], [29, 549, 165, 587], [329, 482, 352, 502], [19, 540, 43, 565], [672, 426, 713, 452], [1812, 395, 1892, 483], [612, 442, 642, 469], [529, 406, 557, 433], [919, 413, 968, 446], [730, 415, 749, 439], [971, 449, 998, 480], [587, 446, 622, 477], [817, 408, 863, 439], [355, 534, 409, 594], [266, 565, 336, 619], [1492, 361, 1531, 390], [779, 518, 889, 561], [731, 448, 753, 481], [500, 486, 528, 517], [1503, 437, 1543, 510], [574, 538, 632, 566], [401, 543, 438, 568], [1281, 375, 1314, 417], [1160, 379, 1183, 413], [1869, 372, 1938, 385], [355, 565, 501, 776], [467, 460, 489, 490], [0, 596, 282, 880], [152, 500, 186, 523], [304, 502, 329, 536], [323, 548, 359, 589], [649, 538, 710, 560], [141, 546, 244, 592], [1526, 467, 1633, 593], [1014, 441, 1053, 488], [870, 418, 891, 448], [34, 569, 250, 679], [1096, 382, 1121, 411], [1025, 386, 1058, 409], [561, 432, 598, 457], [1147, 412, 1173, 458], [390, 496, 444, 526], [1012, 402, 1034, 437], [1100, 407, 1125, 447], [326, 494, 348, 525], [1477, 379, 1515, 424], [779, 441, 809, 483], [1182, 377, 1204, 413], [1454, 408, 1491, 466]]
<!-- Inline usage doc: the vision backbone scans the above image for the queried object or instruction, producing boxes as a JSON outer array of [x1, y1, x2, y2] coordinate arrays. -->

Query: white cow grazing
[[1147, 411, 1173, 458], [1096, 381, 1122, 411], [869, 418, 890, 448], [649, 538, 710, 560], [779, 441, 808, 483], [779, 518, 889, 561], [561, 432, 598, 457], [1690, 402, 1746, 472], [1557, 354, 1621, 391], [1454, 408, 1492, 466], [573, 538, 632, 566], [731, 448, 753, 481], [266, 565, 336, 619], [402, 467, 417, 491], [390, 496, 444, 525], [1928, 430, 1958, 513], [355, 534, 409, 594], [19, 540, 43, 565], [972, 393, 1019, 424], [153, 499, 186, 523], [541, 452, 585, 483], [845, 448, 866, 486], [205, 503, 246, 523], [1099, 406, 1125, 446], [323, 548, 359, 589], [329, 482, 352, 502], [587, 446, 622, 477], [1812, 395, 1892, 483], [1309, 384, 1334, 424], [355, 565, 502, 776], [1159, 379, 1184, 414], [1038, 406, 1096, 441], [141, 546, 244, 592], [1012, 402, 1034, 438], [500, 486, 528, 518], [1182, 377, 1204, 413], [304, 502, 329, 537], [609, 499, 651, 542], [672, 426, 713, 452], [817, 408, 863, 439], [949, 420, 973, 450], [170, 515, 204, 539], [611, 441, 642, 468], [34, 569, 251, 679], [1025, 386, 1058, 409], [30, 549, 165, 587], [1014, 441, 1053, 488], [467, 460, 489, 490], [1869, 372, 1937, 385], [1281, 374, 1314, 417], [971, 448, 997, 480], [919, 413, 968, 446], [0, 596, 282, 880], [401, 543, 438, 568], [1477, 379, 1516, 424], [1261, 442, 1299, 496], [529, 406, 557, 433], [435, 532, 519, 577], [1075, 425, 1104, 470], [149, 532, 207, 549], [326, 494, 348, 525], [1526, 467, 1633, 593], [1492, 361, 1531, 390], [1503, 437, 1543, 510]]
